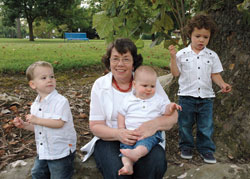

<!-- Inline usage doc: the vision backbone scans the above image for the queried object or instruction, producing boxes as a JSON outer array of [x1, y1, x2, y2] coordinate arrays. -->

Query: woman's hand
[[135, 112, 178, 140], [117, 128, 139, 145], [134, 120, 158, 141]]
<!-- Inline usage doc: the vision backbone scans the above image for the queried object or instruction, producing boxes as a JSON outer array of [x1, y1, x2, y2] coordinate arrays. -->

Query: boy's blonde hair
[[134, 65, 157, 81], [26, 61, 53, 81]]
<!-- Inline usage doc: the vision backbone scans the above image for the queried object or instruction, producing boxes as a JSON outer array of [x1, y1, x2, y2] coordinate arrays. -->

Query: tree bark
[[27, 19, 34, 41], [202, 0, 250, 159], [16, 18, 22, 39]]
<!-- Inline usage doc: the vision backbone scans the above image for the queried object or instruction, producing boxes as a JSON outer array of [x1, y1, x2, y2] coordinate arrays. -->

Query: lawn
[[0, 38, 170, 74]]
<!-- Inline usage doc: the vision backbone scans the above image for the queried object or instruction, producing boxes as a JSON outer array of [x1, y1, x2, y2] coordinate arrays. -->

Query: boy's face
[[133, 72, 156, 100], [191, 27, 211, 54], [29, 66, 56, 98]]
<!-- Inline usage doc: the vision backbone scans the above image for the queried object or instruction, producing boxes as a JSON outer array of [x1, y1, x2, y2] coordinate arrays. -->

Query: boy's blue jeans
[[120, 131, 163, 153], [178, 96, 216, 154], [31, 151, 75, 179]]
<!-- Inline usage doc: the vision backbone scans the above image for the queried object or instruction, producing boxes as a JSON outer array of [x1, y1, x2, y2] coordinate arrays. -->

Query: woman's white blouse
[[80, 72, 170, 162]]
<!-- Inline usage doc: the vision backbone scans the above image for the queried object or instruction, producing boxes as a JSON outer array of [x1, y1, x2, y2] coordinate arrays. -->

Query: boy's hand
[[221, 83, 232, 93], [26, 114, 37, 124], [168, 45, 177, 59], [13, 117, 25, 128]]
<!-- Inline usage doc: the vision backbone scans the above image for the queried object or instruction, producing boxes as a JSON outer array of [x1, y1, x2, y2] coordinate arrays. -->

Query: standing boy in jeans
[[169, 13, 231, 164], [13, 61, 77, 178]]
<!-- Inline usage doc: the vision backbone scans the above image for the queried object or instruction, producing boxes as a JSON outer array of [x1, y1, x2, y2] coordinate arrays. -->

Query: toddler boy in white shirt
[[13, 61, 77, 179], [169, 13, 231, 164]]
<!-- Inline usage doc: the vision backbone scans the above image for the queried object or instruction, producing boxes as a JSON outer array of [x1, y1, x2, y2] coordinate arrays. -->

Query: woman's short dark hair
[[184, 13, 218, 40], [101, 38, 143, 71]]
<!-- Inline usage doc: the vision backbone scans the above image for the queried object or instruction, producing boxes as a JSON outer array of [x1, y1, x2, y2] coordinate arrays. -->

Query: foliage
[[33, 20, 59, 38], [92, 0, 199, 49], [0, 39, 170, 74], [0, 0, 78, 41], [237, 0, 250, 25]]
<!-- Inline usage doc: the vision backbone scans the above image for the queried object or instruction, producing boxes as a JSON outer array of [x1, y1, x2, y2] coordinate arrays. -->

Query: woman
[[81, 38, 178, 178]]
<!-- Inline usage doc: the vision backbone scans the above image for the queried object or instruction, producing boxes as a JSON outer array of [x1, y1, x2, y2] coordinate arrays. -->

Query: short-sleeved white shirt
[[176, 45, 223, 98], [31, 90, 77, 160], [118, 92, 169, 130]]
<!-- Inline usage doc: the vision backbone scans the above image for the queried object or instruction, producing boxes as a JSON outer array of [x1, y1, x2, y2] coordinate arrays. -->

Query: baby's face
[[30, 66, 56, 97], [133, 72, 156, 100]]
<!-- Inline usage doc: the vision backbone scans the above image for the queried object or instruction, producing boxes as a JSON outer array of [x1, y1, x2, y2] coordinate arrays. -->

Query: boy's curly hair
[[184, 13, 218, 40]]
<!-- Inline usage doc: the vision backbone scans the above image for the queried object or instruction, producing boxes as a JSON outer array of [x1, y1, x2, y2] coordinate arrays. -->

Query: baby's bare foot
[[120, 149, 140, 162], [118, 164, 133, 175]]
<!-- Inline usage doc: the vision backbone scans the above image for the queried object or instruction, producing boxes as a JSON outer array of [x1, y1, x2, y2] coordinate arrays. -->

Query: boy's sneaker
[[200, 153, 217, 164], [181, 149, 192, 159]]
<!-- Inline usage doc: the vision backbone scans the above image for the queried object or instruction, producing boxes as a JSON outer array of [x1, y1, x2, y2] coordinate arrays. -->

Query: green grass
[[0, 38, 170, 74]]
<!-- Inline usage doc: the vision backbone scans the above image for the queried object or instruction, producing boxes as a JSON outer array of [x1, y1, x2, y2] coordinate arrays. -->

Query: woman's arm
[[135, 111, 178, 140], [117, 113, 126, 129], [89, 120, 138, 145]]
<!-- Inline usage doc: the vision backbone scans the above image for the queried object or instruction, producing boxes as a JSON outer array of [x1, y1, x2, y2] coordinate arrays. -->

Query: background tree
[[16, 18, 22, 39], [201, 0, 250, 160], [92, 0, 198, 47], [0, 0, 77, 41]]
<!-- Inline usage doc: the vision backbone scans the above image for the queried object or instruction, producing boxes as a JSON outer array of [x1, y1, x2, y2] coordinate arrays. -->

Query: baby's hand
[[168, 45, 177, 59], [13, 117, 25, 128], [170, 103, 182, 112]]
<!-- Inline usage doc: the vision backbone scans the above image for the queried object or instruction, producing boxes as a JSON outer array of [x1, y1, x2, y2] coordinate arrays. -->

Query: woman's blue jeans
[[93, 139, 167, 179], [31, 151, 75, 179], [178, 96, 216, 154]]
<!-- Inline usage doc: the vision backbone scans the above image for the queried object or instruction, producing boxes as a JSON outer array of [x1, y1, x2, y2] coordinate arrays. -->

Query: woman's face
[[110, 48, 134, 81]]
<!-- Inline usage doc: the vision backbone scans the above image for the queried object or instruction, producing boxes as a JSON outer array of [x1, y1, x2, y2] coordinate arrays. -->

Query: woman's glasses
[[110, 58, 133, 64]]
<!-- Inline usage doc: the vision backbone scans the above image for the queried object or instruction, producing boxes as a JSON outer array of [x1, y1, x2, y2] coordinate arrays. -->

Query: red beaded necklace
[[112, 76, 133, 92]]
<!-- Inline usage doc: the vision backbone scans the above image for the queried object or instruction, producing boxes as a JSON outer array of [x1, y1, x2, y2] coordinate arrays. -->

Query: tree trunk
[[16, 18, 22, 39], [27, 19, 34, 41], [202, 0, 250, 159]]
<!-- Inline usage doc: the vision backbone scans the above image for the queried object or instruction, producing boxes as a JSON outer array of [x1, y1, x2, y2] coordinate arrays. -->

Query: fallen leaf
[[1, 109, 11, 114], [229, 63, 235, 70], [76, 94, 83, 98], [3, 123, 13, 130], [177, 172, 187, 179], [0, 150, 5, 157], [9, 106, 18, 113], [79, 113, 88, 119], [9, 140, 19, 145], [228, 154, 234, 160]]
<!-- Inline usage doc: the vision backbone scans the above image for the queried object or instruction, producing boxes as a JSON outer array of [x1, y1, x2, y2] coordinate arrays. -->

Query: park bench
[[64, 32, 89, 41]]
